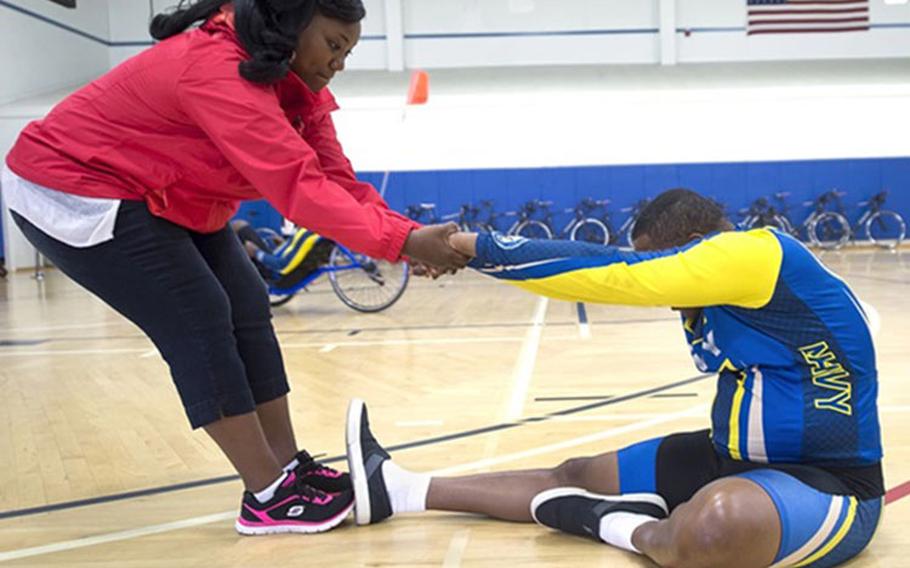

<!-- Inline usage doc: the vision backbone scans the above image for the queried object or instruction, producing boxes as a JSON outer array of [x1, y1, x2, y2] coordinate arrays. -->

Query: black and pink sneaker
[[235, 471, 354, 535], [294, 450, 352, 494]]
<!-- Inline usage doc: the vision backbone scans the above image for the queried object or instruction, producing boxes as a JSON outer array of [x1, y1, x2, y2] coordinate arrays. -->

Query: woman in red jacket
[[2, 0, 466, 535]]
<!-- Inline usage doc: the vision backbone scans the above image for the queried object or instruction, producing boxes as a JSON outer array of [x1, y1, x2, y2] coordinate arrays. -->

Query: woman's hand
[[402, 223, 470, 272], [411, 262, 456, 279], [447, 232, 478, 257]]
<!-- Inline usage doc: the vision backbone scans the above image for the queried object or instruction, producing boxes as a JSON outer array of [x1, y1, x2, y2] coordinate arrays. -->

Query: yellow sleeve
[[473, 230, 784, 308]]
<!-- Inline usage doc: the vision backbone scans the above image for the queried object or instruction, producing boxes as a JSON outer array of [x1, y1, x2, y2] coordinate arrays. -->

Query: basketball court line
[[505, 297, 549, 420], [849, 274, 910, 286], [576, 302, 591, 339], [885, 480, 910, 505], [442, 529, 472, 568], [0, 335, 573, 358], [0, 403, 708, 563], [0, 374, 711, 520], [0, 316, 675, 345], [1, 375, 906, 562], [6, 398, 907, 564]]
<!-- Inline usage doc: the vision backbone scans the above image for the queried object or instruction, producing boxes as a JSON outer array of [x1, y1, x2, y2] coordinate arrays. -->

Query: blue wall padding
[[235, 157, 910, 235]]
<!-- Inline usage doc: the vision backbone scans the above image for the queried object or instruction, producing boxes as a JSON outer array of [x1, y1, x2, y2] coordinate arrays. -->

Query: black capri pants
[[13, 200, 289, 428]]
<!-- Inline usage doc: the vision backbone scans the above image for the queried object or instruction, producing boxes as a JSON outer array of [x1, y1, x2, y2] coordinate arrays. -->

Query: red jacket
[[5, 14, 416, 261]]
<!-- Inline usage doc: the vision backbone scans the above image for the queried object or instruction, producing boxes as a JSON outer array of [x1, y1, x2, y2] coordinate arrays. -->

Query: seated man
[[346, 189, 883, 568], [231, 219, 335, 289]]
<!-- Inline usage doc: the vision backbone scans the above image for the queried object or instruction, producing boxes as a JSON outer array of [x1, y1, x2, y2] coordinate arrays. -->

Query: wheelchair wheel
[[809, 212, 850, 250], [512, 219, 553, 240], [254, 227, 284, 249], [865, 210, 906, 250], [268, 290, 297, 307], [570, 218, 610, 245], [328, 247, 410, 313]]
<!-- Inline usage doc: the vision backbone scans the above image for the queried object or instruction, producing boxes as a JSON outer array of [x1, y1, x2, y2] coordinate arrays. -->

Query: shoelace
[[297, 451, 342, 477], [293, 475, 330, 503]]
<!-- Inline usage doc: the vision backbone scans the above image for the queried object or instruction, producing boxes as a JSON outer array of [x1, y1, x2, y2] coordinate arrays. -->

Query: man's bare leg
[[348, 400, 780, 568], [426, 453, 619, 521]]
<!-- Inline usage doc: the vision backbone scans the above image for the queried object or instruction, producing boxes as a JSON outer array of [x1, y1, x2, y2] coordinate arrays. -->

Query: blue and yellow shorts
[[616, 430, 883, 568]]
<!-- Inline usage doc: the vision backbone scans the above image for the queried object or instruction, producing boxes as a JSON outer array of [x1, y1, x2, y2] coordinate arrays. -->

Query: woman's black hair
[[149, 0, 366, 84]]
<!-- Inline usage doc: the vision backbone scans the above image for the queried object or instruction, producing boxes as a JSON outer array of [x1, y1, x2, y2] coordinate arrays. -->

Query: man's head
[[631, 188, 732, 251]]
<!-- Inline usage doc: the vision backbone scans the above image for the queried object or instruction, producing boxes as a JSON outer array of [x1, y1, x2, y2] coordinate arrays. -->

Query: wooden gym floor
[[0, 247, 908, 567]]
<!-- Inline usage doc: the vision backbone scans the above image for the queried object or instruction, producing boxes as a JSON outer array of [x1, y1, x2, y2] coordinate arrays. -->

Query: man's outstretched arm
[[448, 231, 782, 309]]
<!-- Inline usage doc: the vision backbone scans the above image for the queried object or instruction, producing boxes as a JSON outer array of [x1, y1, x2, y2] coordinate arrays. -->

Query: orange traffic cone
[[406, 70, 429, 105]]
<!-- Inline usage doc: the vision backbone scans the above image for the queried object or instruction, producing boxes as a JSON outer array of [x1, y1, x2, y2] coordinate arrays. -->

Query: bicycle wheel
[[775, 215, 796, 237], [764, 215, 792, 234], [864, 210, 906, 250], [328, 247, 410, 313], [462, 222, 494, 233], [569, 218, 610, 244], [810, 212, 850, 250], [512, 220, 553, 240], [625, 220, 638, 248]]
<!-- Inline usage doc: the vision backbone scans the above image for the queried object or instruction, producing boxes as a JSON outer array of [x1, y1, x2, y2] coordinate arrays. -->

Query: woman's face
[[292, 13, 361, 92]]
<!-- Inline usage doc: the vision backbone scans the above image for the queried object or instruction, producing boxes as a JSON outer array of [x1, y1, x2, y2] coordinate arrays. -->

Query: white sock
[[253, 472, 289, 504], [283, 457, 299, 473], [382, 461, 431, 514], [598, 512, 659, 554]]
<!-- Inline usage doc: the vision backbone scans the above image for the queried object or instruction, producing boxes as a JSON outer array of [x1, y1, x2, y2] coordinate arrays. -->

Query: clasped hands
[[402, 222, 478, 278]]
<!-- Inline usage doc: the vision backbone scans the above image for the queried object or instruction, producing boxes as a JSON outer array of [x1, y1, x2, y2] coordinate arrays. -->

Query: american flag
[[747, 0, 870, 36]]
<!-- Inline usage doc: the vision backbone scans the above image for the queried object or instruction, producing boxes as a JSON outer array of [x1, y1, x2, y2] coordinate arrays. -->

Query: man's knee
[[552, 453, 618, 493], [671, 480, 778, 568], [552, 457, 591, 486]]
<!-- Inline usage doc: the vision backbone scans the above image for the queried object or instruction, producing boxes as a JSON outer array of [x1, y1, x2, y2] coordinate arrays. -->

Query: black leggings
[[13, 201, 289, 428]]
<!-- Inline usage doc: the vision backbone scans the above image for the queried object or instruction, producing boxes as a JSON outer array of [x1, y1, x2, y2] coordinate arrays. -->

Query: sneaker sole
[[530, 487, 669, 526], [346, 398, 372, 526], [234, 500, 354, 536]]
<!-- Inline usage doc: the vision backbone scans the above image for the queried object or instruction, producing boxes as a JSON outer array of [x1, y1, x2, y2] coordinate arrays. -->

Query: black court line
[[650, 393, 699, 398], [0, 373, 710, 520], [0, 339, 46, 347], [535, 395, 612, 402]]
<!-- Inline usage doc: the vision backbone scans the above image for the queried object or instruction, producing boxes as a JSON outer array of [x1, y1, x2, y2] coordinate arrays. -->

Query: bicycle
[[738, 195, 794, 234], [616, 198, 651, 247], [508, 198, 613, 244], [855, 191, 906, 250], [256, 227, 410, 313], [507, 199, 555, 239], [803, 190, 851, 250], [404, 203, 440, 225], [562, 198, 612, 244], [448, 200, 498, 232]]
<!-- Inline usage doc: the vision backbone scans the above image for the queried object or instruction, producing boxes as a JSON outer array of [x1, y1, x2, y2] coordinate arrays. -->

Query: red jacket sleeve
[[303, 110, 416, 226], [176, 54, 413, 261]]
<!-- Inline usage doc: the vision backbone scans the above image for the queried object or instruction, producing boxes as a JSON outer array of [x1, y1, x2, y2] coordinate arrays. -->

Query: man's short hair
[[631, 188, 727, 248]]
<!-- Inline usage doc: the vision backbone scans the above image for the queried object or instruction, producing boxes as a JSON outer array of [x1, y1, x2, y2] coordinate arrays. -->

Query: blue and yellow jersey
[[255, 229, 322, 275], [470, 229, 882, 467]]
